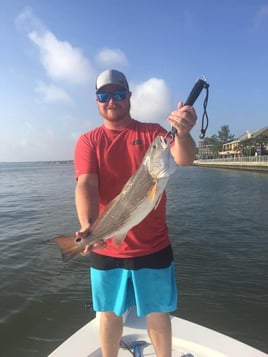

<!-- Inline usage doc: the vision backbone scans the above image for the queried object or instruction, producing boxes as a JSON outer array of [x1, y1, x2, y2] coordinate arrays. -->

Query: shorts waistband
[[89, 245, 173, 270]]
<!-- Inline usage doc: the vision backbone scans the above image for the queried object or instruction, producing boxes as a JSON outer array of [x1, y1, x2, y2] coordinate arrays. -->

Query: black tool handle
[[184, 78, 208, 106], [171, 78, 208, 136]]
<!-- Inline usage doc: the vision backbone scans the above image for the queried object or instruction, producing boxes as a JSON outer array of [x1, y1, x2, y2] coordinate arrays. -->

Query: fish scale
[[92, 166, 155, 238]]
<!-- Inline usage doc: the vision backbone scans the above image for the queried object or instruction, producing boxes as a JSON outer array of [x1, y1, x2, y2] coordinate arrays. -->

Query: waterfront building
[[198, 126, 268, 159]]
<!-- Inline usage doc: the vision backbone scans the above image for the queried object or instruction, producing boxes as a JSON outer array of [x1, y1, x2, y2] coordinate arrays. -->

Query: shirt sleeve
[[74, 133, 98, 179]]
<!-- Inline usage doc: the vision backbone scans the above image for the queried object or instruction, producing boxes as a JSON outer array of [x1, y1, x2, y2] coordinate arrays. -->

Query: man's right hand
[[75, 226, 106, 255]]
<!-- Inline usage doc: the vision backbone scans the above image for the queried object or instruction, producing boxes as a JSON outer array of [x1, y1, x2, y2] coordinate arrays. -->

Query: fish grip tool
[[165, 76, 210, 142], [120, 339, 149, 357]]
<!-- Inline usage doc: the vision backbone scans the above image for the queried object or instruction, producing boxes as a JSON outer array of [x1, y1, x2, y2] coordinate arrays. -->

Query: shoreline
[[193, 157, 268, 173]]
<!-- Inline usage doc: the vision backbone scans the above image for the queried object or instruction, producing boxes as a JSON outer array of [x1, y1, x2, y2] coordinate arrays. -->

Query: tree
[[200, 125, 236, 158], [213, 125, 236, 144]]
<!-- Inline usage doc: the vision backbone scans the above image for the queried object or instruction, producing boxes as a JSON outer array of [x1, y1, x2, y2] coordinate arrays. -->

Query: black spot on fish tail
[[52, 235, 83, 262]]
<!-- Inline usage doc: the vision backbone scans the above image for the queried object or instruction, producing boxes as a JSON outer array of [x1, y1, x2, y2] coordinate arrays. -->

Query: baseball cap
[[96, 69, 129, 93]]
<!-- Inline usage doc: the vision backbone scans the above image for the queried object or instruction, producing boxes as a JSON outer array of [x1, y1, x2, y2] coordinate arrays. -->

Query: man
[[74, 69, 197, 357]]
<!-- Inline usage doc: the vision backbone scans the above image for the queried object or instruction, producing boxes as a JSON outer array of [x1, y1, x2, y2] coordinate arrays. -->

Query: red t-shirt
[[74, 119, 171, 258]]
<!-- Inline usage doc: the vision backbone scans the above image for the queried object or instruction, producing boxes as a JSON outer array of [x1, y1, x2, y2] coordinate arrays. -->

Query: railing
[[197, 156, 268, 164]]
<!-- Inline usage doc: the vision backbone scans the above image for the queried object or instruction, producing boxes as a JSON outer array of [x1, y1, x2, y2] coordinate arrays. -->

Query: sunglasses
[[96, 90, 128, 103]]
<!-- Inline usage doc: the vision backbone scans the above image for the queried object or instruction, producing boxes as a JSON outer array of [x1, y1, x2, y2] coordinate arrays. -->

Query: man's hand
[[75, 225, 106, 255], [168, 102, 197, 139]]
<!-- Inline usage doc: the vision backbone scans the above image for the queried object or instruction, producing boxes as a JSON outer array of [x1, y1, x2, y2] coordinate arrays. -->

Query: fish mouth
[[159, 135, 169, 149]]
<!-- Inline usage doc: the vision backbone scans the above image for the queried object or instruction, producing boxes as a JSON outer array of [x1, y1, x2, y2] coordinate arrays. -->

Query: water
[[0, 162, 267, 356]]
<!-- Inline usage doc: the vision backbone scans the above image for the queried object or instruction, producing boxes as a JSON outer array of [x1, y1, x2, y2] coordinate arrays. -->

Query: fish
[[53, 135, 177, 262]]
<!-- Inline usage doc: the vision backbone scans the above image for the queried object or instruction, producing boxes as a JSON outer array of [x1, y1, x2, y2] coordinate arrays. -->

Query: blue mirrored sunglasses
[[97, 90, 128, 103]]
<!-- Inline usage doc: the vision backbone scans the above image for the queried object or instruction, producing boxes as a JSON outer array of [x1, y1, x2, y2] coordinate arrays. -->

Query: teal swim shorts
[[90, 260, 177, 317]]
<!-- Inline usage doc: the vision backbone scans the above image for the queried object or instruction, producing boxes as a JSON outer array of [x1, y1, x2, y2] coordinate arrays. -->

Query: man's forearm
[[75, 177, 99, 229], [171, 133, 196, 166]]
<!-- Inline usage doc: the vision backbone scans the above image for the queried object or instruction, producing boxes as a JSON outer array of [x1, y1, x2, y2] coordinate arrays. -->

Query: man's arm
[[171, 133, 196, 166], [75, 173, 99, 231], [75, 173, 105, 254]]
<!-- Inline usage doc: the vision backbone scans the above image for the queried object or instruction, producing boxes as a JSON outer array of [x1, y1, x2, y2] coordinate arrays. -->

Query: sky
[[1, 0, 268, 162]]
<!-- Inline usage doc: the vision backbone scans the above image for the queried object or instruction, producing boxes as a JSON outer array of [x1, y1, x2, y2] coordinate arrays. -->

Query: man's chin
[[105, 115, 124, 122]]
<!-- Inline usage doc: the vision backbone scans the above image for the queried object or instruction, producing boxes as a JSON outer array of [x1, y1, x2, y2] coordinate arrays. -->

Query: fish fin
[[52, 235, 85, 262], [112, 232, 127, 246], [154, 193, 163, 210], [148, 181, 158, 202]]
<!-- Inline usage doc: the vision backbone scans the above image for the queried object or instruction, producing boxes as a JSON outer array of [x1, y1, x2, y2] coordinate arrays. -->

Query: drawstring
[[199, 80, 209, 139]]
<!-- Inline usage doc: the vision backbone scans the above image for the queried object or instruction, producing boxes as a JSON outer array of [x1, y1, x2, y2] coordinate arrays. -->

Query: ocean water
[[0, 162, 267, 356]]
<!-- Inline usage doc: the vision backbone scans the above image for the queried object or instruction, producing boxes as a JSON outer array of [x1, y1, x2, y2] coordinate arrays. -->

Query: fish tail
[[52, 235, 83, 262]]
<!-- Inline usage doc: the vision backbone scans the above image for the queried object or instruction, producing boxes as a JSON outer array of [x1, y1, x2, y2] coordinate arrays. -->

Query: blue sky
[[1, 0, 268, 162]]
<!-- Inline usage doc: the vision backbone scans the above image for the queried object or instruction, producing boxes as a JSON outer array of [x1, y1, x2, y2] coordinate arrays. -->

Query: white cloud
[[0, 111, 98, 162], [95, 48, 128, 68], [25, 121, 34, 130], [16, 8, 129, 88], [254, 5, 268, 29], [15, 7, 45, 33], [36, 82, 73, 104], [29, 31, 95, 84], [0, 129, 75, 162], [130, 78, 172, 124]]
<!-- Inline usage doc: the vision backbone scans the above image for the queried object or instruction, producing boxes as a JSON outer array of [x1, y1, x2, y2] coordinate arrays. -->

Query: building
[[219, 140, 241, 158], [198, 126, 268, 158], [219, 127, 268, 158], [197, 142, 216, 159]]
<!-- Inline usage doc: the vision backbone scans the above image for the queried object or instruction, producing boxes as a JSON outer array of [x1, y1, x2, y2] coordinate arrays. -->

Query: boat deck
[[49, 308, 267, 357]]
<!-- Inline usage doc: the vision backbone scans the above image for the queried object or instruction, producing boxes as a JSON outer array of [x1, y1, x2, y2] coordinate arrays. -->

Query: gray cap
[[96, 69, 129, 92]]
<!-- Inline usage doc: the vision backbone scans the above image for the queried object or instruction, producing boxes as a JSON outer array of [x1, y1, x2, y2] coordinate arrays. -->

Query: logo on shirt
[[130, 139, 143, 146]]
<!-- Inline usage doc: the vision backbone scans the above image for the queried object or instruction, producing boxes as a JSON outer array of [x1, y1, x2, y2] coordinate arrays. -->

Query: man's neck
[[103, 116, 133, 130]]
